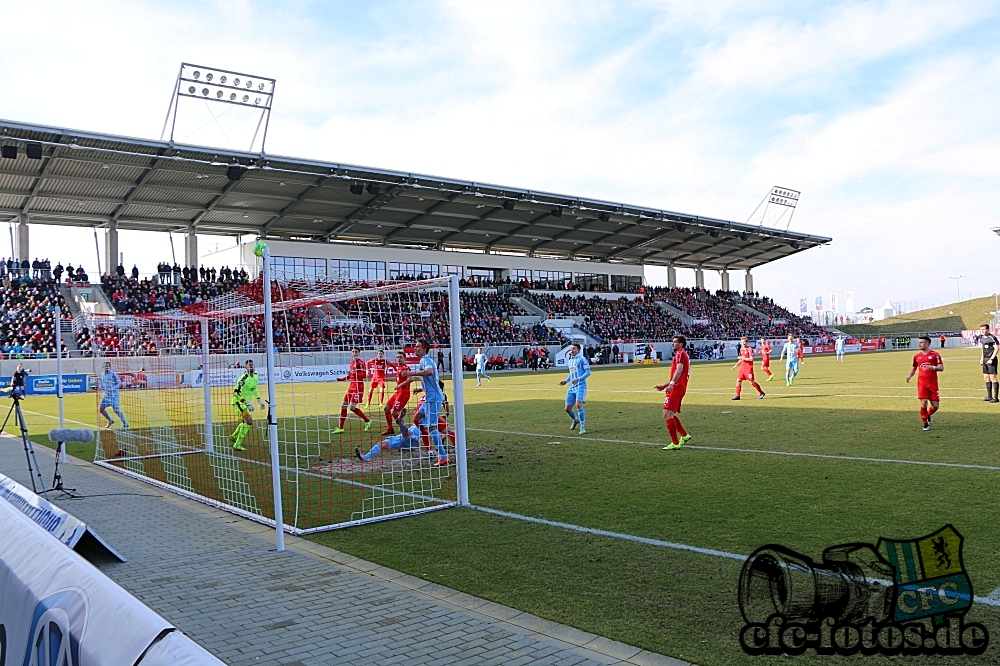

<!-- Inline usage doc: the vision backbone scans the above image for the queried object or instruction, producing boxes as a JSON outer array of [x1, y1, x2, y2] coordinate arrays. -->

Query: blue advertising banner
[[0, 374, 90, 395]]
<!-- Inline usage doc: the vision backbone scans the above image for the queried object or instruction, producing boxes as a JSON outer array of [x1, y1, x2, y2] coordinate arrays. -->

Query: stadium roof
[[0, 118, 830, 270]]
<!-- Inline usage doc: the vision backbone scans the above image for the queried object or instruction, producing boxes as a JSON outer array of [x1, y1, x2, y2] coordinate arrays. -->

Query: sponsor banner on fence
[[194, 365, 353, 388], [961, 329, 999, 345], [802, 343, 862, 355], [0, 374, 90, 395]]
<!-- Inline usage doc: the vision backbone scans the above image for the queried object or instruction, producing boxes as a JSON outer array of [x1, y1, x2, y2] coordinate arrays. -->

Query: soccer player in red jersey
[[332, 347, 371, 434], [731, 336, 765, 400], [365, 349, 389, 407], [382, 351, 413, 436], [758, 337, 774, 381], [656, 335, 691, 450], [905, 335, 944, 431], [795, 337, 805, 366]]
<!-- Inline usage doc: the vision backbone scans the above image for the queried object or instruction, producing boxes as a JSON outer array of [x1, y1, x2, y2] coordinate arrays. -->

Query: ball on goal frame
[[253, 240, 268, 257]]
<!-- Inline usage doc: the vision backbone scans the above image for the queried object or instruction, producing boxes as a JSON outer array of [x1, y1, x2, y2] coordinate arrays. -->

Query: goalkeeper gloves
[[245, 401, 254, 412], [257, 398, 266, 409]]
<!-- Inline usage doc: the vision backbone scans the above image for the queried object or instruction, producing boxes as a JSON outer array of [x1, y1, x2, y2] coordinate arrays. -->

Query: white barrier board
[[0, 498, 223, 665]]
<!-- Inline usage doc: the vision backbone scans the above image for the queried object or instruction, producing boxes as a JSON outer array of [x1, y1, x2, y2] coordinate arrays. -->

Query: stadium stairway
[[736, 302, 769, 321], [58, 285, 83, 317], [62, 283, 116, 316], [511, 295, 547, 317], [59, 318, 81, 355], [653, 301, 694, 327]]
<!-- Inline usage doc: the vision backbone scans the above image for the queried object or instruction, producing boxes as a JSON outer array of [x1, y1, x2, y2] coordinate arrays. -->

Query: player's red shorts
[[761, 357, 770, 368], [663, 385, 686, 413], [917, 383, 939, 402], [344, 388, 363, 404], [387, 389, 410, 413], [737, 367, 755, 382], [370, 378, 386, 389]]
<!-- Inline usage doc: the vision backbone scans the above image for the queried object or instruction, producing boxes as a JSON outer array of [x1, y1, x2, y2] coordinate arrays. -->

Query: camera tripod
[[1, 392, 48, 498]]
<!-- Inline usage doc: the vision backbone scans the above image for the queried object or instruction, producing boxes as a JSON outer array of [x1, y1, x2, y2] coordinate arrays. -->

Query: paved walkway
[[0, 435, 687, 666]]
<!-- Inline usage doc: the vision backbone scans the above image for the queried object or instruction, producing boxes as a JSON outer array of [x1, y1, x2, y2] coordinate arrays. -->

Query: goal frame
[[84, 256, 469, 548]]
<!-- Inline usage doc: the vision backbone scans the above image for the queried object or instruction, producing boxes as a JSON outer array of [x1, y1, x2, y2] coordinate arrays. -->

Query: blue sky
[[1, 0, 999, 312]]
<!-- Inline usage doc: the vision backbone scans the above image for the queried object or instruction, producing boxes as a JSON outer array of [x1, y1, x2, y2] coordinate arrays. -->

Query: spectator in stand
[[101, 266, 250, 315], [131, 265, 139, 280], [0, 270, 73, 358], [529, 293, 682, 342], [52, 262, 63, 282], [116, 263, 125, 278]]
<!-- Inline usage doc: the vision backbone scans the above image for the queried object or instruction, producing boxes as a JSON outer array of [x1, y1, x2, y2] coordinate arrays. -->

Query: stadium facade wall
[[243, 239, 645, 282]]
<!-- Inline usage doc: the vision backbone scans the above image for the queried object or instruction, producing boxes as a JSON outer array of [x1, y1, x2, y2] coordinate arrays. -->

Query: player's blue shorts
[[386, 433, 419, 451], [786, 360, 799, 370], [565, 382, 587, 405], [476, 366, 487, 374], [99, 394, 120, 410], [416, 399, 441, 427]]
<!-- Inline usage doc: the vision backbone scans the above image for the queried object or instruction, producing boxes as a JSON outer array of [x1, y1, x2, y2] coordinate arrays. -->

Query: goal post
[[89, 271, 467, 537], [261, 245, 284, 551], [448, 273, 469, 506]]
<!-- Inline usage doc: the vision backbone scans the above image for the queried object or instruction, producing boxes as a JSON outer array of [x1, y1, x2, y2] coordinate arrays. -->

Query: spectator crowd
[[0, 273, 72, 359]]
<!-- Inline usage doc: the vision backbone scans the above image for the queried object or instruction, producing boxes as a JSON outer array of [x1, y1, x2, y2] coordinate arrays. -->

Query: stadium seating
[[646, 287, 825, 338], [0, 275, 73, 359], [54, 266, 827, 356], [100, 269, 251, 315], [527, 293, 682, 342]]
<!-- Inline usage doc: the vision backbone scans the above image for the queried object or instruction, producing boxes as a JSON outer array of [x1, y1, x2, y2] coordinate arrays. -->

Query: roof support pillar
[[105, 220, 119, 276], [185, 227, 198, 270], [745, 269, 754, 295], [667, 263, 676, 288], [720, 268, 730, 293], [16, 215, 28, 262], [695, 264, 704, 290]]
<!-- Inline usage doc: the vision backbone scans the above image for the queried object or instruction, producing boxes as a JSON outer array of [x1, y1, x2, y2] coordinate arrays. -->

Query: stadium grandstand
[[0, 117, 831, 360]]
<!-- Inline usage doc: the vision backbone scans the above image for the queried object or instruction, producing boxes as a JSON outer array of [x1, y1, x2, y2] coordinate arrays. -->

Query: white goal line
[[467, 428, 1000, 473], [98, 428, 452, 507]]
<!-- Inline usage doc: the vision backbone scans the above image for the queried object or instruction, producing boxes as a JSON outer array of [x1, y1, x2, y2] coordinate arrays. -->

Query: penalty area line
[[467, 428, 1000, 472], [469, 505, 1000, 609]]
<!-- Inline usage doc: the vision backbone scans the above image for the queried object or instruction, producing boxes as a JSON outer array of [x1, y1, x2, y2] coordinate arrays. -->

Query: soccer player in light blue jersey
[[474, 347, 490, 386], [410, 339, 449, 466], [778, 334, 800, 386], [560, 342, 592, 434], [98, 362, 129, 429], [355, 425, 422, 462], [835, 334, 845, 362]]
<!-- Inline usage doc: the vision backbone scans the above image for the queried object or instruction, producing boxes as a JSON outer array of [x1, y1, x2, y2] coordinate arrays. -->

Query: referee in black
[[980, 324, 998, 402]]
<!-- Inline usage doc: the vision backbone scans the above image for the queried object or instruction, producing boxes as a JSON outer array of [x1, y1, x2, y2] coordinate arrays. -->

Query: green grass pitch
[[6, 348, 1000, 664]]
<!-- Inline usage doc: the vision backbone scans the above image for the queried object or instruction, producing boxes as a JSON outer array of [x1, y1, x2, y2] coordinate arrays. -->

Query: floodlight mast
[[746, 185, 801, 231], [160, 63, 276, 154]]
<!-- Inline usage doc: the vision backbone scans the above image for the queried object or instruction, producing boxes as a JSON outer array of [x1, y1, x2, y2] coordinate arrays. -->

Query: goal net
[[89, 274, 467, 534]]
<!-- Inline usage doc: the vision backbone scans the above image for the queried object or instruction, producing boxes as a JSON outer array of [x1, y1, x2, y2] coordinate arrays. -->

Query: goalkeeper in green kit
[[230, 359, 265, 451]]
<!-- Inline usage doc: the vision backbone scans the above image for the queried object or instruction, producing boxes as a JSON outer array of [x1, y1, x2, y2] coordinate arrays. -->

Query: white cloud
[[691, 0, 992, 92]]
